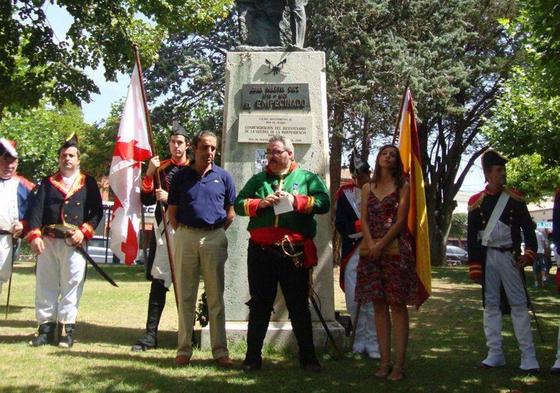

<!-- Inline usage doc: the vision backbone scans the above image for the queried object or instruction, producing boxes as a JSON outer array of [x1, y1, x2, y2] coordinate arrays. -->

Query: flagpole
[[392, 83, 410, 145], [132, 44, 179, 308]]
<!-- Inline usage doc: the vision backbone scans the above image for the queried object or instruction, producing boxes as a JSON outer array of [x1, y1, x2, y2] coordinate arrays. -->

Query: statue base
[[201, 321, 347, 353]]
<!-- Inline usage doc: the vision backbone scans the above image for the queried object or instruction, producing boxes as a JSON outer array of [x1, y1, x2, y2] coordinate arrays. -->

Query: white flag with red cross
[[109, 64, 152, 265]]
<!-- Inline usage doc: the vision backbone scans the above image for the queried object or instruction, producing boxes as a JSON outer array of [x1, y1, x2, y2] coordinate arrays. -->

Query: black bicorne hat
[[60, 133, 79, 151], [348, 149, 370, 176], [170, 120, 189, 140], [481, 149, 508, 171]]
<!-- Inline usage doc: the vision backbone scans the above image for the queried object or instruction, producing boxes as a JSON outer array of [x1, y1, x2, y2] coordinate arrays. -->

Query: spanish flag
[[398, 88, 431, 307]]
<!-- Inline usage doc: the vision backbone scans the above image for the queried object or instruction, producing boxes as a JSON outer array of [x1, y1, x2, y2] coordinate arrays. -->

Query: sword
[[280, 235, 343, 358], [74, 245, 118, 287], [4, 235, 16, 320], [309, 292, 343, 359], [44, 225, 119, 287], [529, 300, 545, 344], [515, 257, 544, 343], [349, 302, 362, 350]]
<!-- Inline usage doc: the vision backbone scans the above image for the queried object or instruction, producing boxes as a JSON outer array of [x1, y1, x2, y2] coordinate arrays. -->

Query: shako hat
[[0, 138, 18, 158], [170, 120, 189, 141], [481, 149, 508, 171]]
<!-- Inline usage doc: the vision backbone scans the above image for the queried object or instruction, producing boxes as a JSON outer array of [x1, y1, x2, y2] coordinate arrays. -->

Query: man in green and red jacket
[[234, 135, 330, 372]]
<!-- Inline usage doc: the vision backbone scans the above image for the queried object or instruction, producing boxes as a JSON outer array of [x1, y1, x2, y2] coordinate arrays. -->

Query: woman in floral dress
[[356, 145, 417, 381]]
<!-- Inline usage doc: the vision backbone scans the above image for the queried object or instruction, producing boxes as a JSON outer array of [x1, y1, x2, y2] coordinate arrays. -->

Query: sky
[[44, 3, 130, 124], [44, 3, 485, 199]]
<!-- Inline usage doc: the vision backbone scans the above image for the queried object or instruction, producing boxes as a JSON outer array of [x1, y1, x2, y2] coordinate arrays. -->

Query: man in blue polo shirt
[[168, 130, 236, 367]]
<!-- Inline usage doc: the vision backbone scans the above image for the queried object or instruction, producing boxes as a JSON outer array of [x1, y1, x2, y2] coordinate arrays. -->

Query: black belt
[[43, 226, 73, 239], [183, 222, 225, 231], [249, 239, 304, 253], [0, 229, 11, 235], [487, 246, 514, 253]]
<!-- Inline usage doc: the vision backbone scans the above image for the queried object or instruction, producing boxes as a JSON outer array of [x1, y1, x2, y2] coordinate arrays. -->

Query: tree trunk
[[330, 103, 344, 265]]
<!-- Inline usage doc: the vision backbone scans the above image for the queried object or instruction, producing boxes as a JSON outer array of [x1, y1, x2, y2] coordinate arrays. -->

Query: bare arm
[[360, 182, 373, 245], [224, 205, 235, 230], [167, 205, 178, 230]]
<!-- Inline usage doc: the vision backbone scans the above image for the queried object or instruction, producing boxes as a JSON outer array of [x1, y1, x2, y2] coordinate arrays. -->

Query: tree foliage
[[517, 0, 560, 90], [482, 1, 560, 198], [0, 0, 233, 115], [449, 213, 468, 240], [506, 154, 560, 203], [143, 16, 236, 142], [0, 102, 93, 182], [307, 0, 519, 264]]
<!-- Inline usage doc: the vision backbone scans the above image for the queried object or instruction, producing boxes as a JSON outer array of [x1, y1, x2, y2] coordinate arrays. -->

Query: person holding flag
[[131, 124, 190, 352], [467, 149, 540, 373], [335, 150, 379, 359], [355, 145, 416, 381], [0, 138, 34, 297], [26, 135, 103, 348]]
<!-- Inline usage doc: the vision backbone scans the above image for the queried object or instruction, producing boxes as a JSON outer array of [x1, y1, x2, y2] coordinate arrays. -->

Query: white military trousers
[[151, 221, 175, 289], [482, 221, 539, 370], [35, 237, 86, 324], [0, 234, 14, 296], [345, 248, 379, 357]]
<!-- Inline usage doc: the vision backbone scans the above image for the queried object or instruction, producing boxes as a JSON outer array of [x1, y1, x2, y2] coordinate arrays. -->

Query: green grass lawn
[[1, 261, 559, 392]]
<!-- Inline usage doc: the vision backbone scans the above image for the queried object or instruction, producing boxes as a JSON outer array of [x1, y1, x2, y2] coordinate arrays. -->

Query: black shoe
[[242, 362, 262, 373], [29, 322, 57, 347], [131, 334, 157, 352], [58, 324, 75, 348]]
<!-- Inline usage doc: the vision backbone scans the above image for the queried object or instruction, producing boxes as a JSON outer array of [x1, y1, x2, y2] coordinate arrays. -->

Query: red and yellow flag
[[398, 88, 431, 307]]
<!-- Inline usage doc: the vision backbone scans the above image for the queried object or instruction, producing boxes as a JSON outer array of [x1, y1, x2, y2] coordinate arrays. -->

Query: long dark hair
[[372, 144, 405, 189]]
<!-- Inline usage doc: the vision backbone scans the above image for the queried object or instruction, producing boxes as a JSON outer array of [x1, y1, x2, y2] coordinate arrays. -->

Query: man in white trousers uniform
[[0, 138, 34, 296], [467, 149, 539, 373], [335, 151, 379, 358], [26, 135, 103, 348]]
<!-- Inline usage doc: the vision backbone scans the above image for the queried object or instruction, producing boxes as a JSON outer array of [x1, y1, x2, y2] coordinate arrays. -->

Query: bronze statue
[[236, 0, 308, 49]]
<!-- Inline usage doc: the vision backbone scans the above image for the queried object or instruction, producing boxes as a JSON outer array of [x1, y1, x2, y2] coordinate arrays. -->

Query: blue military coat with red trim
[[467, 186, 537, 310], [335, 182, 362, 292]]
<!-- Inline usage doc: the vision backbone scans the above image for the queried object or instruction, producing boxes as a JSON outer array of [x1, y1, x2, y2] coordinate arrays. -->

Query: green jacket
[[234, 163, 330, 240]]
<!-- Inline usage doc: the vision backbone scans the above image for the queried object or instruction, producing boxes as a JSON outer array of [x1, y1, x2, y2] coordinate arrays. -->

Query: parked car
[[87, 236, 118, 264], [446, 245, 468, 265]]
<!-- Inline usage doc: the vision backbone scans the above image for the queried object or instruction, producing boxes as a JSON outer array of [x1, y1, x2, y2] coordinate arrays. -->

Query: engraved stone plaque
[[238, 113, 313, 144]]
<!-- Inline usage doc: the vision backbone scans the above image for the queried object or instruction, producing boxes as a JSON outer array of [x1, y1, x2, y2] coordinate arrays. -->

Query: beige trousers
[[174, 225, 228, 359]]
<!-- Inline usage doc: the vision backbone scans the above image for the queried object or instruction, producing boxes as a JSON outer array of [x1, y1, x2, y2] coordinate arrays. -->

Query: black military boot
[[131, 280, 165, 352], [58, 323, 75, 348], [29, 322, 57, 346]]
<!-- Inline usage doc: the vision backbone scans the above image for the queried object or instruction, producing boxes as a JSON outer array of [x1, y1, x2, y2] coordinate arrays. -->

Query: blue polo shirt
[[168, 163, 236, 227]]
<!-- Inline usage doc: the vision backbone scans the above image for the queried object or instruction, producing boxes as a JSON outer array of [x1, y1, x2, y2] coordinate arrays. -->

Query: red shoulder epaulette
[[504, 187, 525, 202], [16, 175, 36, 191], [468, 190, 486, 212], [335, 182, 355, 201]]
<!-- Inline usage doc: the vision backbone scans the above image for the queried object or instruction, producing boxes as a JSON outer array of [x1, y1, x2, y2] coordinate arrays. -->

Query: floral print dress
[[355, 188, 418, 305]]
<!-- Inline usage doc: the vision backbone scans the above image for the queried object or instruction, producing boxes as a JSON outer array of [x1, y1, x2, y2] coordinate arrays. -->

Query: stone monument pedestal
[[209, 50, 344, 354]]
